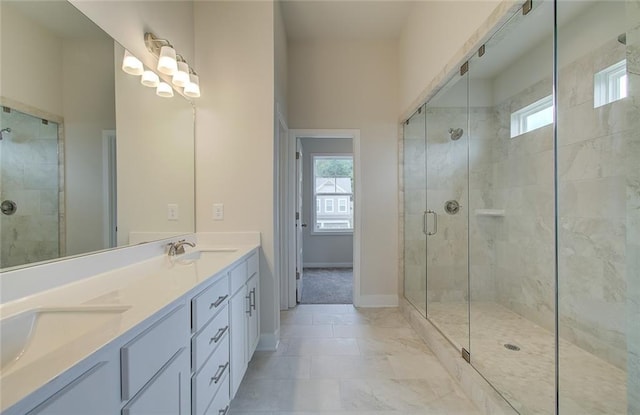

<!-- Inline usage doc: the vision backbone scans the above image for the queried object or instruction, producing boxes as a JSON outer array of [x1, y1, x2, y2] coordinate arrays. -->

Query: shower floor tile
[[428, 301, 626, 415]]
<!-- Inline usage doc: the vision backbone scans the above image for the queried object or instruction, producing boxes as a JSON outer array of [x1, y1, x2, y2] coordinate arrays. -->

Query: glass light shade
[[172, 61, 190, 87], [122, 50, 143, 75], [184, 74, 201, 98], [156, 82, 174, 98], [157, 45, 177, 75], [141, 70, 160, 87]]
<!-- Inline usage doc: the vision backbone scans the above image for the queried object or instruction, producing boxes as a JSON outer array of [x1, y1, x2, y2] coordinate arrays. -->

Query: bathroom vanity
[[0, 241, 260, 415]]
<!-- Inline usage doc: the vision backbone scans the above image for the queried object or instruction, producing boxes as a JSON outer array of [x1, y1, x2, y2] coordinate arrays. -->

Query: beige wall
[[398, 0, 501, 116], [63, 38, 116, 255], [288, 39, 398, 304], [114, 45, 194, 247], [194, 1, 278, 344], [0, 3, 63, 117], [274, 0, 288, 120]]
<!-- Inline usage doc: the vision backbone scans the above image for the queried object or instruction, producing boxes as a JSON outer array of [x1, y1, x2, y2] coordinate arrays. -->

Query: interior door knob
[[301, 223, 308, 227]]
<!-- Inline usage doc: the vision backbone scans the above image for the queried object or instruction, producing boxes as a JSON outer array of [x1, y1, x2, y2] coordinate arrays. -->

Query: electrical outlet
[[213, 203, 224, 220], [167, 204, 179, 221]]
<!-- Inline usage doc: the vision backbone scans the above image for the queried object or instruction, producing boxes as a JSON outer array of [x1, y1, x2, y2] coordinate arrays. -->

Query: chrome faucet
[[167, 239, 196, 256]]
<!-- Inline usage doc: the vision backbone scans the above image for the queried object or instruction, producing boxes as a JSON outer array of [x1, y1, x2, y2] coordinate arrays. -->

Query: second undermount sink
[[177, 248, 238, 262], [0, 305, 130, 372]]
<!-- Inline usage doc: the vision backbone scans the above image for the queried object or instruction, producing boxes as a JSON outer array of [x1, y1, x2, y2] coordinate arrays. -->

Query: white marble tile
[[310, 355, 395, 380], [244, 356, 311, 381], [283, 338, 360, 356], [280, 324, 333, 338]]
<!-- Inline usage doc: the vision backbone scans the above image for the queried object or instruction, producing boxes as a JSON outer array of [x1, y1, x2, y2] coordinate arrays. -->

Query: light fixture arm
[[144, 32, 173, 56]]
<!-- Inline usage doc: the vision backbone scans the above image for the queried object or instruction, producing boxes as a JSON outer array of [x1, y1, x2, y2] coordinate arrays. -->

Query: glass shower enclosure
[[402, 0, 638, 413]]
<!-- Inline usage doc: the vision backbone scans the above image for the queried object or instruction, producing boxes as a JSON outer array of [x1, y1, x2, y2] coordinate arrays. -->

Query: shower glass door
[[403, 105, 427, 316], [0, 107, 60, 268], [425, 71, 470, 351], [557, 1, 636, 413], [468, 2, 555, 413]]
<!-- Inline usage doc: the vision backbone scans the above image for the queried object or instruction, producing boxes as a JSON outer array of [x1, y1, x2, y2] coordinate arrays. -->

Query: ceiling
[[280, 0, 415, 41]]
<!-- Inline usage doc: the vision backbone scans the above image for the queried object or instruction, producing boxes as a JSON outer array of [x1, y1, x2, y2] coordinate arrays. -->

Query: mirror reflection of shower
[[449, 127, 463, 141], [0, 128, 11, 140]]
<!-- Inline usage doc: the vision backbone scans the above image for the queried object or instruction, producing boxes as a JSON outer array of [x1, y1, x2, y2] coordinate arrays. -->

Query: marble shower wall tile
[[557, 39, 633, 370]]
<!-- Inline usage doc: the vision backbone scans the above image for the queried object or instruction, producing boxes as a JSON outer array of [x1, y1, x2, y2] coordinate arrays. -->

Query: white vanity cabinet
[[25, 355, 120, 415], [3, 247, 260, 415], [191, 273, 231, 415], [229, 251, 260, 399]]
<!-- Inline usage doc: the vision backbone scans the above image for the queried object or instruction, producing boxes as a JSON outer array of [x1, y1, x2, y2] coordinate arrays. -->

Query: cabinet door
[[229, 287, 248, 399], [122, 348, 190, 415], [246, 273, 260, 360], [27, 358, 119, 415]]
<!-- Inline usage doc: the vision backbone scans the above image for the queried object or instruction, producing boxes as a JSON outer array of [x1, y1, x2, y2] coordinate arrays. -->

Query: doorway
[[279, 129, 361, 309], [298, 139, 354, 304]]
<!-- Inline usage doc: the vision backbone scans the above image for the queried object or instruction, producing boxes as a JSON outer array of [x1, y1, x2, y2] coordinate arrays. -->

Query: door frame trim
[[279, 129, 361, 308]]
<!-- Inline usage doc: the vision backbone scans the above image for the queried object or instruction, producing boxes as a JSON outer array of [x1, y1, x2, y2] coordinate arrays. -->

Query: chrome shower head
[[449, 128, 463, 141]]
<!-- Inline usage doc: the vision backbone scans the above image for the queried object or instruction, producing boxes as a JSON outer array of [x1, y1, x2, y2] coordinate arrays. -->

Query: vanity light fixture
[[184, 71, 201, 98], [122, 50, 144, 75], [172, 59, 190, 87], [144, 31, 200, 98], [157, 45, 178, 75], [156, 81, 174, 98], [141, 70, 160, 87]]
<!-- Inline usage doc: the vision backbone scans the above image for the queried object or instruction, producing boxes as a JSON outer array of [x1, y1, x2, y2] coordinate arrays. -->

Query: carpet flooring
[[300, 268, 353, 304]]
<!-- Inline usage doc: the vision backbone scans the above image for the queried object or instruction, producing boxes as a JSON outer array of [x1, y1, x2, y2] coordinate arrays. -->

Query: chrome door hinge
[[460, 61, 469, 76], [296, 212, 300, 220], [296, 271, 300, 280], [522, 0, 532, 15], [296, 151, 301, 160], [462, 348, 471, 363], [478, 44, 485, 58]]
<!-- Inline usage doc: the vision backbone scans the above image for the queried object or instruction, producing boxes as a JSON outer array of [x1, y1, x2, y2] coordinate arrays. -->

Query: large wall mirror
[[0, 1, 195, 270]]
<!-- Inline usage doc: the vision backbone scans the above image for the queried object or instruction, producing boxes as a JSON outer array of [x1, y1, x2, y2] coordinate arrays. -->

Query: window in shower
[[594, 59, 627, 108], [510, 94, 553, 137]]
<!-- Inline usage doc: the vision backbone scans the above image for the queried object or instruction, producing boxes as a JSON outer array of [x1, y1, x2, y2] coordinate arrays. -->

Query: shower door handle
[[426, 210, 438, 236]]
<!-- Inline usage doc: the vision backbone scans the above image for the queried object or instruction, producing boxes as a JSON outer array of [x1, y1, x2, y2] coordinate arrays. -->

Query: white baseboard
[[354, 295, 399, 307], [256, 328, 280, 352], [303, 262, 353, 268]]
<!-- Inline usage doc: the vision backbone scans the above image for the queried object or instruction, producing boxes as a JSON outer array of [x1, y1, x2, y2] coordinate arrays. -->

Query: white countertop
[[0, 243, 259, 413]]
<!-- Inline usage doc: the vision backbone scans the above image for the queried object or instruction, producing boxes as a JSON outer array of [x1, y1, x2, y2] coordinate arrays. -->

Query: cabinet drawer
[[121, 305, 188, 400], [229, 261, 247, 295], [204, 372, 230, 415], [192, 305, 229, 371], [192, 335, 230, 415], [247, 252, 258, 278], [192, 275, 229, 333]]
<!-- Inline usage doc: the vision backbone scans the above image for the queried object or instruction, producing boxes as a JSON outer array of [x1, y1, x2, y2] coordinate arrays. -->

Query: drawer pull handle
[[211, 362, 229, 384], [210, 295, 228, 309], [250, 288, 256, 311], [219, 405, 229, 415], [245, 294, 252, 316], [210, 325, 229, 344]]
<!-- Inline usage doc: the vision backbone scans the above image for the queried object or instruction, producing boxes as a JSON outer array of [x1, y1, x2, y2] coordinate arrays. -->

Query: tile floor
[[229, 304, 481, 415]]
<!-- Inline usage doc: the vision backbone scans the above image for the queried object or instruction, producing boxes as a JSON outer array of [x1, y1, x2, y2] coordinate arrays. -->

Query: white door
[[295, 138, 304, 303]]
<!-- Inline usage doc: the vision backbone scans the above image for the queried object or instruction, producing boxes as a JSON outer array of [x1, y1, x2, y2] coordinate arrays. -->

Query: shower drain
[[504, 343, 521, 351]]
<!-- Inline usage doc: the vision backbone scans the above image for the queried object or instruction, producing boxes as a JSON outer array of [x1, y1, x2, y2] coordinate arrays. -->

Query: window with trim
[[510, 95, 554, 138], [594, 60, 627, 108], [313, 155, 353, 233]]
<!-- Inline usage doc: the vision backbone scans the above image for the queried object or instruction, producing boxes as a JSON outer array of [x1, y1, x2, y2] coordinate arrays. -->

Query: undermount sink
[[176, 248, 238, 262], [0, 305, 130, 372]]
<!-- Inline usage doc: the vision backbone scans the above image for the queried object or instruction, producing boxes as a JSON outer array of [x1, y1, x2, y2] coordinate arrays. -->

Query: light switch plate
[[213, 203, 224, 220]]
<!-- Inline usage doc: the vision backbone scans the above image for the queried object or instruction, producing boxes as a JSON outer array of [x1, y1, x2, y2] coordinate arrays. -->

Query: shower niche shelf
[[474, 209, 505, 217]]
